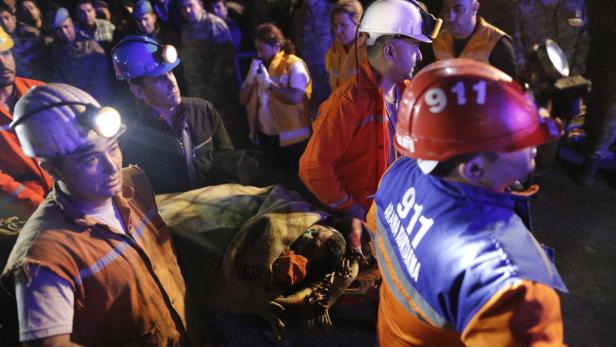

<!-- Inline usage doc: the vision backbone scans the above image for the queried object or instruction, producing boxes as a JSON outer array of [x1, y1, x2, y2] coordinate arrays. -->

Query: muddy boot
[[575, 155, 601, 187]]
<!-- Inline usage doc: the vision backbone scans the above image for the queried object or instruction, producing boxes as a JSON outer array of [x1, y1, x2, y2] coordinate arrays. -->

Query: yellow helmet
[[0, 25, 13, 52]]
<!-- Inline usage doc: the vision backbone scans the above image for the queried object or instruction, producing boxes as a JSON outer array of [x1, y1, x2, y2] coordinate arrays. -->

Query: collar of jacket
[[51, 178, 135, 229]]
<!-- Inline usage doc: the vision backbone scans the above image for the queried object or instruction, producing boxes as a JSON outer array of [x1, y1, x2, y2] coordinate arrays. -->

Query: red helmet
[[395, 59, 563, 167]]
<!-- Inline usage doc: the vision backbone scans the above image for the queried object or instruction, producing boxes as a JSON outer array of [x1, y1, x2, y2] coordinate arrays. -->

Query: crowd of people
[[0, 0, 613, 345]]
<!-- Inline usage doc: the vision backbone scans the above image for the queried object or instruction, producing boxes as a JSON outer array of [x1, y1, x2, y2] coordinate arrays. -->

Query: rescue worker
[[1, 83, 204, 345], [367, 59, 567, 345], [429, 0, 516, 77], [0, 26, 51, 219], [112, 36, 235, 194], [239, 23, 311, 191], [300, 0, 438, 219], [324, 0, 366, 92]]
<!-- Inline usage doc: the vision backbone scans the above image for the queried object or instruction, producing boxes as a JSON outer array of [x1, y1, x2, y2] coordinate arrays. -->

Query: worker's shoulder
[[180, 97, 219, 119], [325, 77, 380, 112]]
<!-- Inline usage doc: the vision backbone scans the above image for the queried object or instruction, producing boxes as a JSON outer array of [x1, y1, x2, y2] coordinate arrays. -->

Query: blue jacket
[[373, 157, 567, 334]]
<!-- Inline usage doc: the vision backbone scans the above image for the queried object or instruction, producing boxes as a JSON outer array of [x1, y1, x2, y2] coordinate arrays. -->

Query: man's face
[[53, 140, 123, 205], [136, 12, 157, 34], [77, 3, 97, 27], [391, 36, 422, 80], [481, 147, 537, 192], [333, 12, 357, 46], [180, 0, 204, 23], [132, 71, 182, 110], [20, 1, 41, 24], [56, 17, 76, 42], [0, 10, 17, 34], [441, 0, 478, 39], [210, 1, 227, 19], [254, 39, 279, 63], [0, 49, 16, 87]]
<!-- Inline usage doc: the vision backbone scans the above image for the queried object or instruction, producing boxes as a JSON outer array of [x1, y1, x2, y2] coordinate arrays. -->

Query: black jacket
[[121, 97, 234, 193]]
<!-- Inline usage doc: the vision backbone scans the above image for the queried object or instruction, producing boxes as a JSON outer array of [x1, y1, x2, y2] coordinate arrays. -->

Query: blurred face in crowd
[[441, 0, 478, 39], [77, 3, 98, 27], [0, 10, 17, 34], [0, 49, 16, 87], [210, 1, 228, 20], [19, 1, 41, 25], [130, 71, 182, 111], [333, 12, 357, 47], [96, 5, 111, 21], [56, 17, 77, 42], [254, 39, 279, 64], [180, 0, 204, 23], [136, 12, 157, 35], [48, 140, 123, 208]]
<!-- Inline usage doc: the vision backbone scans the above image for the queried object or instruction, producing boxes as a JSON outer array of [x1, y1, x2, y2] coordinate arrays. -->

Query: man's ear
[[129, 83, 145, 101], [473, 1, 480, 15], [383, 41, 396, 63], [458, 155, 485, 182]]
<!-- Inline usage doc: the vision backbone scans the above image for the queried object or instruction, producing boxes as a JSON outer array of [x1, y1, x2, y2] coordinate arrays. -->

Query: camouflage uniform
[[291, 0, 335, 115], [513, 0, 589, 76], [181, 12, 245, 148]]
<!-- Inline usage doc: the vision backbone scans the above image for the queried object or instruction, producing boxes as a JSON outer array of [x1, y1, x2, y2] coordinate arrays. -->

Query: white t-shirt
[[14, 199, 127, 341]]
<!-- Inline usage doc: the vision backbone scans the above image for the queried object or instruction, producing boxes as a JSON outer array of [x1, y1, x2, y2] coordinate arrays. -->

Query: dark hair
[[331, 0, 363, 26], [255, 22, 295, 55], [76, 0, 95, 6], [0, 3, 14, 14], [366, 34, 393, 60], [309, 230, 346, 278]]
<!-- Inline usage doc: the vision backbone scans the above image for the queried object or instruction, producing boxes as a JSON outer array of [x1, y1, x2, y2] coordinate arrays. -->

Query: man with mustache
[[0, 25, 52, 219], [2, 83, 205, 346], [112, 36, 235, 194]]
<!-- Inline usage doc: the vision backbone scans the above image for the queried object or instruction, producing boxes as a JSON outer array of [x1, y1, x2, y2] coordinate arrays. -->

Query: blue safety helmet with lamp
[[10, 83, 126, 159], [111, 35, 180, 81]]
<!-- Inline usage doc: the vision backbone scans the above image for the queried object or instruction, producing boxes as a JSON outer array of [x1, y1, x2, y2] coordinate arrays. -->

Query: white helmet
[[11, 83, 125, 159], [359, 0, 441, 45]]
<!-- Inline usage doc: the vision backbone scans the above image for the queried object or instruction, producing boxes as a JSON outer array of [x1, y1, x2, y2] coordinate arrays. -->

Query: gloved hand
[[245, 59, 261, 84], [256, 63, 273, 90]]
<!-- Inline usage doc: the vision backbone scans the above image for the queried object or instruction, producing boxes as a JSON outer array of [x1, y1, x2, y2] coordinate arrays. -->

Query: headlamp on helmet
[[160, 44, 178, 65], [11, 101, 124, 139]]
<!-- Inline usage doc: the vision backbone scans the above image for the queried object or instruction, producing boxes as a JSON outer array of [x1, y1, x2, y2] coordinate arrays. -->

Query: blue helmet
[[111, 36, 180, 80]]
